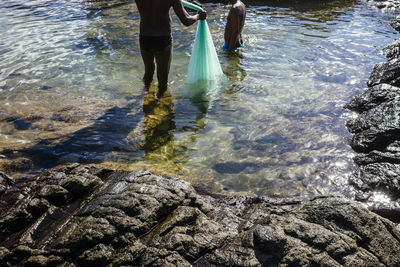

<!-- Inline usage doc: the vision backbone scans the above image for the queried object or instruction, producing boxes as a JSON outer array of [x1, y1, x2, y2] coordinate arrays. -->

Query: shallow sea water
[[0, 0, 397, 198]]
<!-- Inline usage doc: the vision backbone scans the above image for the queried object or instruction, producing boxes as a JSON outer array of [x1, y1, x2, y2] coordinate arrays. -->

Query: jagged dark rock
[[345, 8, 400, 210], [391, 16, 400, 32], [354, 148, 400, 165], [351, 162, 400, 199], [369, 201, 400, 223], [0, 172, 14, 185], [368, 59, 400, 88], [0, 165, 400, 266], [0, 172, 14, 196], [346, 97, 400, 153], [383, 39, 400, 61], [345, 83, 400, 113], [345, 85, 400, 200], [367, 0, 400, 11]]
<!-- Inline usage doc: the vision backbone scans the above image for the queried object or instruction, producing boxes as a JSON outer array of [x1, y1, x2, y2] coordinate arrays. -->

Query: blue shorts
[[222, 43, 244, 51]]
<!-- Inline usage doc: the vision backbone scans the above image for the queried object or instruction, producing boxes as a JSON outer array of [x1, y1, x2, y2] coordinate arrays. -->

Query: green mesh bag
[[182, 0, 224, 89]]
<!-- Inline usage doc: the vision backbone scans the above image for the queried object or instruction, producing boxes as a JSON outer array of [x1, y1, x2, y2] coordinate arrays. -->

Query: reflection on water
[[142, 87, 175, 158], [0, 0, 397, 198]]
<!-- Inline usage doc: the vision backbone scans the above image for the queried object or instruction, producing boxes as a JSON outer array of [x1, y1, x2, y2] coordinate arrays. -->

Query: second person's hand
[[198, 10, 206, 20]]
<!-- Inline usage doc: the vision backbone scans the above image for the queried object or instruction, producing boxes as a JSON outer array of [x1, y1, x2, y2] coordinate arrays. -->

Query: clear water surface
[[0, 0, 397, 198]]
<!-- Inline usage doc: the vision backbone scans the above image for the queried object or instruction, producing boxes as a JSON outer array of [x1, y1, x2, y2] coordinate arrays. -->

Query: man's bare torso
[[135, 0, 173, 36]]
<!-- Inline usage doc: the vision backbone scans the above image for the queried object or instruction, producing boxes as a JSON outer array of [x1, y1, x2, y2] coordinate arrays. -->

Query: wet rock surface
[[345, 9, 400, 215], [0, 164, 400, 266], [367, 0, 400, 11], [391, 15, 400, 32]]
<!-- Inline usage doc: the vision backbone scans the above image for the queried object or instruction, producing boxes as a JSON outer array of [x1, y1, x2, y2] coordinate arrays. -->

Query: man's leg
[[140, 49, 155, 87], [155, 45, 172, 96]]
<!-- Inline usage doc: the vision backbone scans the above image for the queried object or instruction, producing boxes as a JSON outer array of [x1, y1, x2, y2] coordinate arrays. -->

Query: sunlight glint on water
[[0, 0, 397, 198]]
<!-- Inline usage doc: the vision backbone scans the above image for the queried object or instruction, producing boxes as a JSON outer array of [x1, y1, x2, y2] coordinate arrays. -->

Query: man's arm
[[171, 0, 206, 26]]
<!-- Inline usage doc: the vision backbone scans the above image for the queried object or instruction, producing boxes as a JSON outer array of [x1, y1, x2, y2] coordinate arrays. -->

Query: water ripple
[[0, 0, 397, 198]]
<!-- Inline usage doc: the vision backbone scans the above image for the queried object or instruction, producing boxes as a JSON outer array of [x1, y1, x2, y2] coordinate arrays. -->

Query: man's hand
[[198, 10, 206, 20]]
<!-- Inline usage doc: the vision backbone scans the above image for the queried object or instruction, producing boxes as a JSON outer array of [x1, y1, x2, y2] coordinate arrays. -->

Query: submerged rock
[[0, 165, 399, 266], [0, 157, 34, 175]]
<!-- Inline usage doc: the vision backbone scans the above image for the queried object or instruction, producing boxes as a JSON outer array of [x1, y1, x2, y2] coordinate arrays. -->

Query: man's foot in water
[[157, 85, 171, 98]]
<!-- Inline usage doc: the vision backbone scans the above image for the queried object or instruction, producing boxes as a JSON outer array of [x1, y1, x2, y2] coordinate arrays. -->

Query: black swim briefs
[[139, 35, 172, 53]]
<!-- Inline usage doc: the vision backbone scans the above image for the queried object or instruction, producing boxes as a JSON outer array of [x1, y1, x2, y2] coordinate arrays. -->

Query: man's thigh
[[155, 45, 172, 71], [140, 49, 155, 67]]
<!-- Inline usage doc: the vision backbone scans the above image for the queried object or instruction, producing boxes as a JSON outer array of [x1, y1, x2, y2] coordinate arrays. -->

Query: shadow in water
[[3, 91, 148, 169], [2, 83, 211, 172]]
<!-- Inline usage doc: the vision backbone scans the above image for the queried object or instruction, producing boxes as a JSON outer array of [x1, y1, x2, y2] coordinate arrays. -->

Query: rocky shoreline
[[344, 2, 400, 216], [1, 164, 400, 266]]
